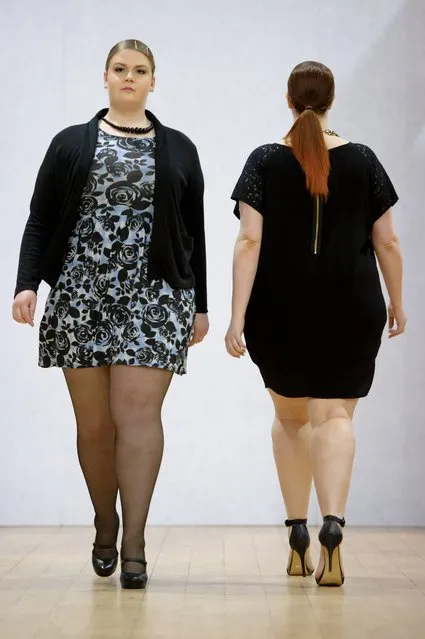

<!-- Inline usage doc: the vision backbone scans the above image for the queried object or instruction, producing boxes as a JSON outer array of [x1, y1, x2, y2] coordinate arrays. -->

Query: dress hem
[[38, 361, 186, 376]]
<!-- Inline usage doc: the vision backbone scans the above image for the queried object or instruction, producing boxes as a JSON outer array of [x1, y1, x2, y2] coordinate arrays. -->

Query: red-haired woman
[[225, 61, 406, 586]]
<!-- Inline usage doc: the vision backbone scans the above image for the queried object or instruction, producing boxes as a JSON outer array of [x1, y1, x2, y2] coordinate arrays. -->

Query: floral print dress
[[39, 129, 196, 374]]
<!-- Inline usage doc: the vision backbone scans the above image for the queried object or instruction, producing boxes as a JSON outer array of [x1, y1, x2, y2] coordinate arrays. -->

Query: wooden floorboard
[[0, 526, 424, 638]]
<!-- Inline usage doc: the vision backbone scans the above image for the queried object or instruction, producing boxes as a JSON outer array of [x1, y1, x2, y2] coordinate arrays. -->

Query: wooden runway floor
[[0, 526, 424, 638]]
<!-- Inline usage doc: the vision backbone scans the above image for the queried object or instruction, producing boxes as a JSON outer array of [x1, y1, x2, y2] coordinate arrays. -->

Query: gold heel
[[285, 518, 315, 577], [287, 547, 314, 577], [315, 515, 345, 587], [315, 544, 344, 586]]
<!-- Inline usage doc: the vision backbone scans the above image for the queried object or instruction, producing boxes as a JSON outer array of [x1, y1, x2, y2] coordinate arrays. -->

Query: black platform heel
[[91, 512, 120, 578], [285, 518, 314, 577], [316, 515, 345, 586], [120, 558, 148, 589]]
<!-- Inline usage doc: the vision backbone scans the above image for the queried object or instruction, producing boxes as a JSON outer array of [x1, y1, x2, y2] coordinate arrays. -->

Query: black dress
[[231, 142, 398, 399]]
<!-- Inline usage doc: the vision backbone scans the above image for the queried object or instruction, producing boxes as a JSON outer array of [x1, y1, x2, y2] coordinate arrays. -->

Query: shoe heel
[[285, 518, 314, 577], [287, 547, 309, 577], [322, 534, 340, 574], [316, 515, 345, 587]]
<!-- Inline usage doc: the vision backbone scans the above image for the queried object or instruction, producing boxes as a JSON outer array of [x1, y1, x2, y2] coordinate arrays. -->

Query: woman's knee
[[76, 413, 115, 443], [64, 367, 113, 442], [272, 415, 307, 446], [269, 391, 309, 429], [308, 399, 357, 428], [110, 394, 161, 429], [110, 366, 171, 427], [273, 414, 307, 432]]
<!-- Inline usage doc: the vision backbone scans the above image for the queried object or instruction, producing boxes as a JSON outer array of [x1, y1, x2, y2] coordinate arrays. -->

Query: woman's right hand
[[12, 290, 37, 327], [388, 304, 407, 338]]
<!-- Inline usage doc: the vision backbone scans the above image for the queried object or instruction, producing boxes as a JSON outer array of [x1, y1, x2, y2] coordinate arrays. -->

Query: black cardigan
[[15, 109, 208, 313]]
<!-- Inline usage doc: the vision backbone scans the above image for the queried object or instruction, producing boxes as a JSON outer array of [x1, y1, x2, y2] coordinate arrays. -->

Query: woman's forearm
[[374, 237, 403, 309], [231, 237, 261, 320]]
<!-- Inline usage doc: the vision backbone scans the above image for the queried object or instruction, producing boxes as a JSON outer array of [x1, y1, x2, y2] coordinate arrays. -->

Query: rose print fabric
[[39, 130, 196, 374]]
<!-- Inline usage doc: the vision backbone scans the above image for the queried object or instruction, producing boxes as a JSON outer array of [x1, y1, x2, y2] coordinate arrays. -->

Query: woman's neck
[[105, 105, 150, 126], [293, 110, 329, 131], [316, 114, 329, 130]]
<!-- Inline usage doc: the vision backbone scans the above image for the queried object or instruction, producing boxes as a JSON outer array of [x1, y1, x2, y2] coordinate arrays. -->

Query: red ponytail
[[286, 61, 335, 200], [285, 109, 330, 199]]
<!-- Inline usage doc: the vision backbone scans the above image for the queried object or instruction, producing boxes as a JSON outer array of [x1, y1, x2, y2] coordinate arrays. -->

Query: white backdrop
[[1, 0, 424, 526]]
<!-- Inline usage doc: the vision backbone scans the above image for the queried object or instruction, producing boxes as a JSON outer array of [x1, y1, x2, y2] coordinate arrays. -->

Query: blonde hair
[[105, 39, 155, 74]]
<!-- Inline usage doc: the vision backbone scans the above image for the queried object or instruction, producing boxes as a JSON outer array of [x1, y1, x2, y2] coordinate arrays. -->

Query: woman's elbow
[[237, 233, 262, 249], [373, 233, 400, 252]]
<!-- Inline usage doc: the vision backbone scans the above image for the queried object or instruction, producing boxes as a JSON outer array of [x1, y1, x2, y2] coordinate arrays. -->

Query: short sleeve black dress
[[231, 142, 398, 399]]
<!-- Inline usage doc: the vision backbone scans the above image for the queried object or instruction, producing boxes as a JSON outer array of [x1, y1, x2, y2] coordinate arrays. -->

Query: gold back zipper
[[313, 195, 320, 255]]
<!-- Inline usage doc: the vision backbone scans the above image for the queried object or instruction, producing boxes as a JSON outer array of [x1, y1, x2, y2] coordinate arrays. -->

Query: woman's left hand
[[225, 318, 246, 358], [189, 313, 209, 347]]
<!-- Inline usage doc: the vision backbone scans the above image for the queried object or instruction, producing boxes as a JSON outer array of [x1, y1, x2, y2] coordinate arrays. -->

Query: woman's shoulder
[[162, 124, 199, 152], [48, 121, 88, 150], [345, 141, 379, 163], [243, 143, 283, 166], [251, 142, 283, 155], [337, 142, 389, 177], [49, 110, 105, 148], [146, 110, 197, 150]]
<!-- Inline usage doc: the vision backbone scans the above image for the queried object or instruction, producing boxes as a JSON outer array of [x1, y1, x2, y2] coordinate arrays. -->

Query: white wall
[[1, 0, 424, 526]]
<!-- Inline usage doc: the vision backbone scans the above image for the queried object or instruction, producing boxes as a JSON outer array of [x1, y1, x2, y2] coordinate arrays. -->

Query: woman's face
[[104, 49, 155, 108]]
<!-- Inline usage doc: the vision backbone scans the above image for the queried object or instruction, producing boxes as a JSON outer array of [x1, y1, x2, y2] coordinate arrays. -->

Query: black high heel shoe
[[120, 558, 148, 589], [316, 515, 345, 586], [285, 518, 314, 577], [92, 513, 120, 578]]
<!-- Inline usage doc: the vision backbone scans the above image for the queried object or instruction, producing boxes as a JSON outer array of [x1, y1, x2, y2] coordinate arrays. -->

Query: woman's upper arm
[[29, 138, 59, 225], [14, 137, 60, 293], [371, 209, 397, 247], [362, 145, 399, 224], [238, 201, 263, 243], [180, 145, 204, 226], [231, 147, 265, 218]]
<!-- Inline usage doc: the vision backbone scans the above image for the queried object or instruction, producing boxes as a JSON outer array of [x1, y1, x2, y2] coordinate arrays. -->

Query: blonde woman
[[13, 39, 208, 589]]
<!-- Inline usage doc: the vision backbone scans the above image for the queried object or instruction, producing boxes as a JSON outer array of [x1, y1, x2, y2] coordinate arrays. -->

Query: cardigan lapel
[[145, 109, 171, 273], [59, 111, 102, 238]]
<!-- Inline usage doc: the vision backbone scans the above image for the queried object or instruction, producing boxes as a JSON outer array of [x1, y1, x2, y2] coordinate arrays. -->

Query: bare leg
[[308, 398, 358, 584], [268, 391, 314, 575], [269, 391, 312, 520], [63, 367, 118, 558], [110, 365, 172, 574], [308, 398, 357, 519]]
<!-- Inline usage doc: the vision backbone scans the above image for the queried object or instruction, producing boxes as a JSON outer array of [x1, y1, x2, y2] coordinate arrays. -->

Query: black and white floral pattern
[[39, 130, 196, 374]]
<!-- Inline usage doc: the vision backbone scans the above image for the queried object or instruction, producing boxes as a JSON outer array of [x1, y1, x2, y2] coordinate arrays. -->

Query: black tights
[[64, 365, 172, 570]]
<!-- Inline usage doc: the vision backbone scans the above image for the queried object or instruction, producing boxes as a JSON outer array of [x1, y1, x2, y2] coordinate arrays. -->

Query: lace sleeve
[[354, 144, 399, 222], [231, 146, 265, 217]]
